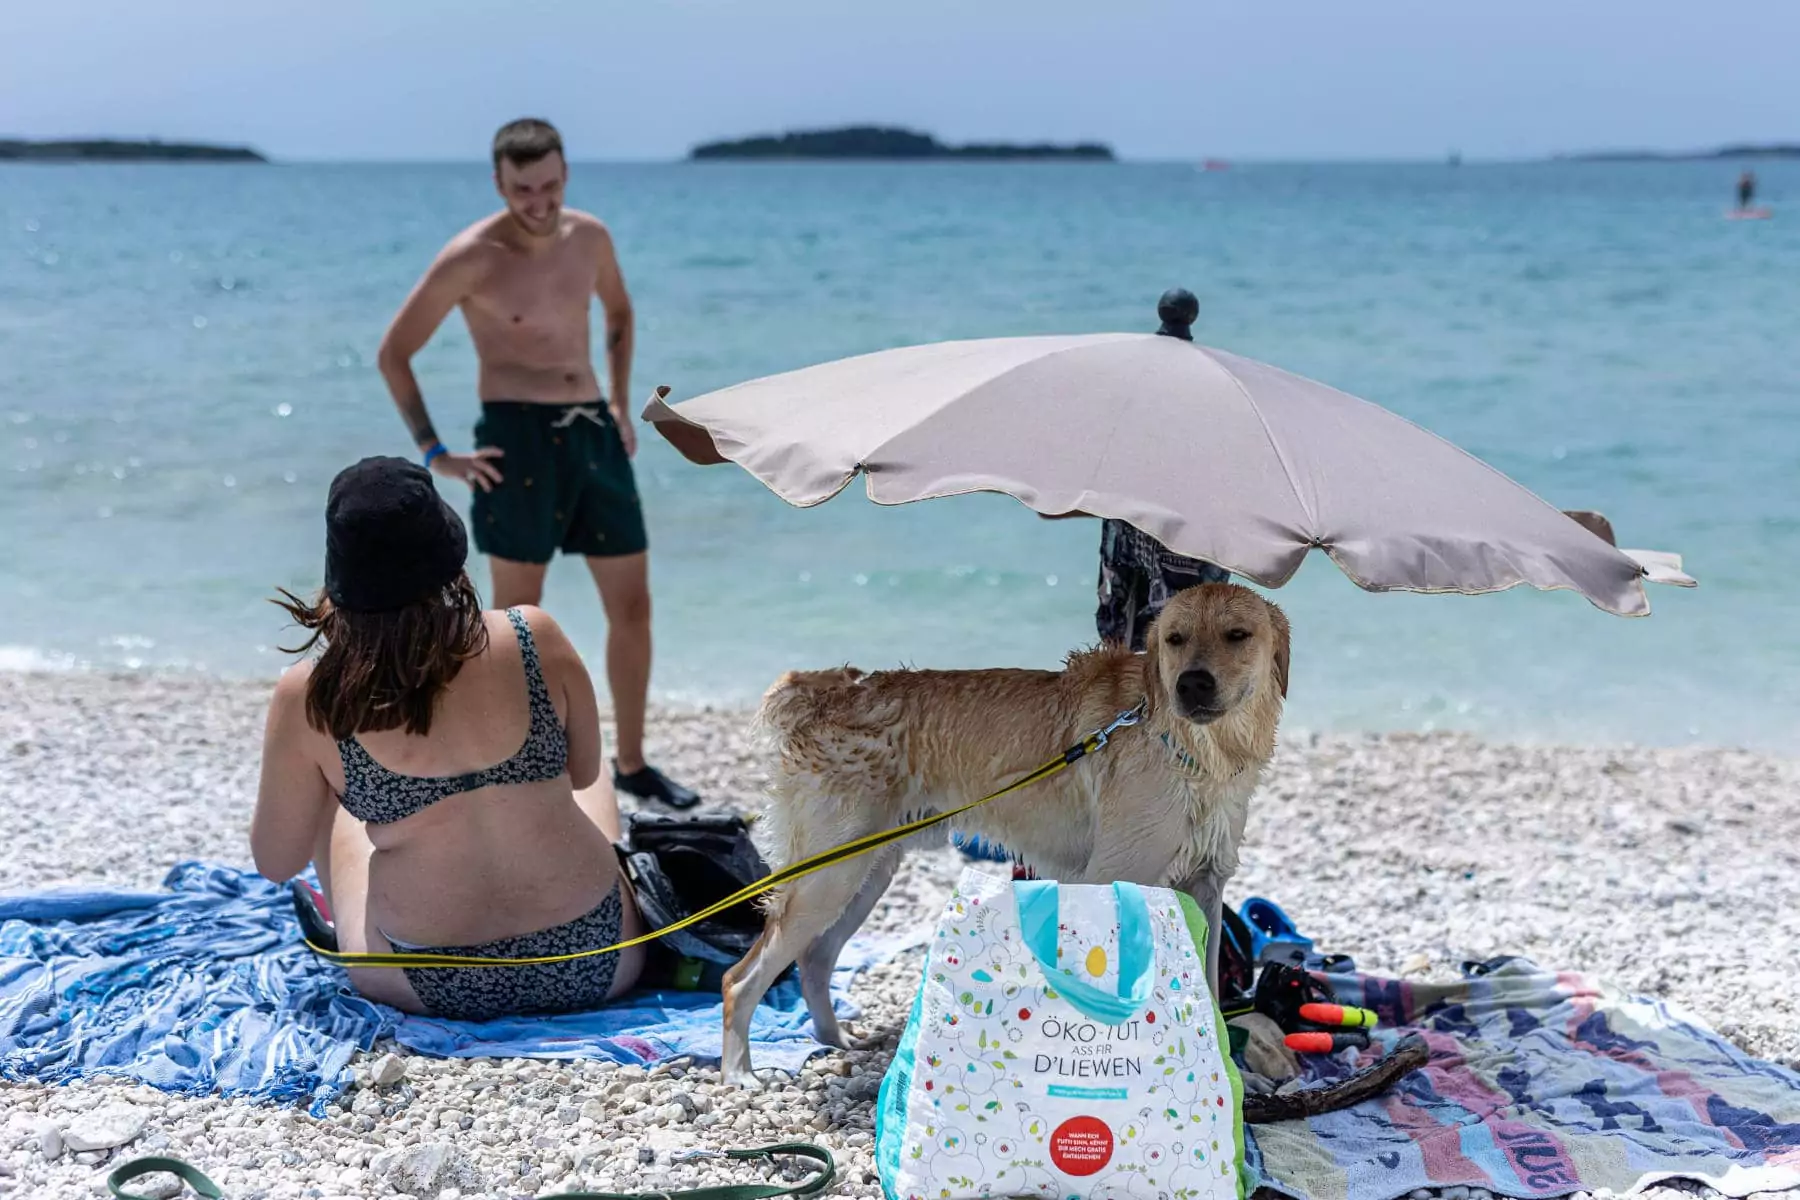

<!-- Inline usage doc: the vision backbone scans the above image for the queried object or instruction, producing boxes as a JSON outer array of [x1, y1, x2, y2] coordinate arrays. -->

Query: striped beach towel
[[1247, 956, 1800, 1200]]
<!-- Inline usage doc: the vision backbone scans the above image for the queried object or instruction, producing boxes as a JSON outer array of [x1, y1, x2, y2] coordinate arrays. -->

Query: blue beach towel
[[0, 861, 925, 1114]]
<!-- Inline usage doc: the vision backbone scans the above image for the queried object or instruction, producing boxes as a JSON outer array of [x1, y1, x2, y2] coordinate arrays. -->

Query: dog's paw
[[720, 1066, 773, 1092], [844, 1020, 892, 1053], [811, 1019, 869, 1054]]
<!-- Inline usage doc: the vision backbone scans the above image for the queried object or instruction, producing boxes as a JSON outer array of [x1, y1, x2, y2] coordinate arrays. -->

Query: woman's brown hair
[[272, 572, 490, 740]]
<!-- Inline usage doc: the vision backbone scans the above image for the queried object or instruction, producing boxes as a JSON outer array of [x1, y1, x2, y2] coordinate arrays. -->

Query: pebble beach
[[2, 668, 1798, 1200]]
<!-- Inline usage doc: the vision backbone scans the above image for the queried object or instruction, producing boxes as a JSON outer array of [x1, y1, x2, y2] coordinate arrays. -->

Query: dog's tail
[[748, 667, 897, 906], [751, 666, 868, 754]]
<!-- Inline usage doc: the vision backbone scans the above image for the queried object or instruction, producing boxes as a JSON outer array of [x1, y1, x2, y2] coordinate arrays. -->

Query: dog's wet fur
[[719, 583, 1290, 1086]]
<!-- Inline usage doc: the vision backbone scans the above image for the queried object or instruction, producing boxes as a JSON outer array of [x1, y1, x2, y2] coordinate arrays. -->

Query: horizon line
[[4, 153, 1764, 168]]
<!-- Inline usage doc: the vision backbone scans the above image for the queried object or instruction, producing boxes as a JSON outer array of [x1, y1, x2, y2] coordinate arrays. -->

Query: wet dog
[[720, 583, 1289, 1086]]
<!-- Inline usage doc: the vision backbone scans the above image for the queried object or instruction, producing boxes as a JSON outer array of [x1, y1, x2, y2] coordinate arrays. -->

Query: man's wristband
[[422, 442, 447, 467]]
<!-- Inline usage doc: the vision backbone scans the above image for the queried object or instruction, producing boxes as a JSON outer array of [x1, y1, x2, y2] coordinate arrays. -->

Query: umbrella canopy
[[642, 309, 1693, 617]]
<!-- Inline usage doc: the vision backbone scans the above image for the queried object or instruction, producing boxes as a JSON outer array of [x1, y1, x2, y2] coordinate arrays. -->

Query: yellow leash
[[305, 703, 1147, 970]]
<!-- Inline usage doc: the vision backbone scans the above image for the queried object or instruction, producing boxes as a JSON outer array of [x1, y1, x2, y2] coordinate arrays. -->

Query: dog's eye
[[1225, 628, 1253, 643], [1164, 632, 1186, 648]]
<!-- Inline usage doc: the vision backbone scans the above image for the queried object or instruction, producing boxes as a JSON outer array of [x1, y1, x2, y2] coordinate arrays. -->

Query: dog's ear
[[1139, 611, 1163, 718], [1267, 599, 1291, 700]]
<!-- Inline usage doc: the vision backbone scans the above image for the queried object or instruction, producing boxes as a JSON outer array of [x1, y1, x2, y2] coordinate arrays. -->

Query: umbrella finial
[[1155, 287, 1199, 341]]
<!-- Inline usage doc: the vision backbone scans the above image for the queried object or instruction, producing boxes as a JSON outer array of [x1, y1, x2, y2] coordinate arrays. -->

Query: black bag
[[1218, 903, 1256, 1012], [615, 812, 784, 992]]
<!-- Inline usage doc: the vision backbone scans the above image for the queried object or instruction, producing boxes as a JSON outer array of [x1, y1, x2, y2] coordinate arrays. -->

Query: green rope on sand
[[108, 1156, 223, 1200], [106, 1142, 836, 1200]]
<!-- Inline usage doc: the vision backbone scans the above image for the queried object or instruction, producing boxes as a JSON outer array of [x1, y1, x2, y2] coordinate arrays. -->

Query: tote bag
[[876, 868, 1247, 1200]]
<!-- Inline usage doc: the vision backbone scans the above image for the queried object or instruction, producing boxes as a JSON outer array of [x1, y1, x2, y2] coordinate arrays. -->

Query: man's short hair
[[492, 118, 564, 171]]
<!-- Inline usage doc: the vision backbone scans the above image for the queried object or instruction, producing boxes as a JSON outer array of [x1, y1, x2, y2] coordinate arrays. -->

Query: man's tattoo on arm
[[607, 326, 625, 351], [409, 417, 440, 448]]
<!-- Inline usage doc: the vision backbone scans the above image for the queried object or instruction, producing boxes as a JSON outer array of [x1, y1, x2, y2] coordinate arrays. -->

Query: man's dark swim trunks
[[470, 400, 647, 562]]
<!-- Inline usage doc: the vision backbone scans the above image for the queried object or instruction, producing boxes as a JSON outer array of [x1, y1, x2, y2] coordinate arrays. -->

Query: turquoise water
[[1, 161, 1795, 752]]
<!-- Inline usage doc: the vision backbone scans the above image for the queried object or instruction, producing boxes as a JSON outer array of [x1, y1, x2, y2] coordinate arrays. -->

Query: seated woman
[[252, 455, 645, 1020]]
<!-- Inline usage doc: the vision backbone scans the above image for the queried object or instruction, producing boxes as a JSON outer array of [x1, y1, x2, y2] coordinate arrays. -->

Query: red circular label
[[1049, 1116, 1115, 1176]]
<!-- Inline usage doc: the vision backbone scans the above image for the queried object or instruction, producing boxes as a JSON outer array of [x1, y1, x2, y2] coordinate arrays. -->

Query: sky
[[4, 0, 1797, 162]]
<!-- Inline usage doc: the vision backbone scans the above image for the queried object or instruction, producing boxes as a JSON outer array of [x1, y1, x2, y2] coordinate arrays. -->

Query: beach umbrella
[[641, 289, 1693, 616]]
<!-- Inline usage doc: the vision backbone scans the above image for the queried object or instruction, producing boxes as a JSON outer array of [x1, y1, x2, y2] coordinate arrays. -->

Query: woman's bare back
[[297, 607, 644, 1008]]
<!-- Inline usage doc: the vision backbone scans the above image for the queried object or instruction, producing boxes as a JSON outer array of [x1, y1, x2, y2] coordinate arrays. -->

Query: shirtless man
[[376, 117, 697, 809]]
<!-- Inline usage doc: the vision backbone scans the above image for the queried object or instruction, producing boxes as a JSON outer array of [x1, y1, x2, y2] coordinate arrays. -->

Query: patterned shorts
[[1096, 520, 1230, 653], [391, 885, 624, 1021]]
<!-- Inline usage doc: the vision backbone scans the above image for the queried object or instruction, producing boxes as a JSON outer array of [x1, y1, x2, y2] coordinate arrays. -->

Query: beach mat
[[1246, 957, 1800, 1200], [0, 861, 925, 1114]]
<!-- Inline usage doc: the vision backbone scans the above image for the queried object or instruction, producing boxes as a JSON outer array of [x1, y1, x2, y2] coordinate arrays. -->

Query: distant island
[[689, 125, 1113, 161], [1557, 143, 1800, 162], [0, 139, 267, 163]]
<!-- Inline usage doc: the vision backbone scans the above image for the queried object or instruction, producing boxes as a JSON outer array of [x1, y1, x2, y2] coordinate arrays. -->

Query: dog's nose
[[1176, 667, 1218, 710]]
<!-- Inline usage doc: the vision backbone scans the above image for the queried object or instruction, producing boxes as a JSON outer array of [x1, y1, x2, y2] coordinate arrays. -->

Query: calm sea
[[1, 160, 1795, 752]]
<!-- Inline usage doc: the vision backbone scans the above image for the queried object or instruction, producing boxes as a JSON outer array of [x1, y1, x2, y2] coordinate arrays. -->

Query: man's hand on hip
[[430, 446, 505, 491]]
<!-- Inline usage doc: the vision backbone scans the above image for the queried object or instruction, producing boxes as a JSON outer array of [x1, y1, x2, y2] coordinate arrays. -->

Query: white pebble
[[371, 1142, 481, 1194], [132, 1175, 183, 1200], [368, 1053, 408, 1086], [63, 1102, 148, 1152]]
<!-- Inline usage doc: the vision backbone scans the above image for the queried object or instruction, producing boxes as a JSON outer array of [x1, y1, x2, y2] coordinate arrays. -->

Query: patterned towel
[[0, 860, 925, 1113], [1247, 957, 1800, 1200]]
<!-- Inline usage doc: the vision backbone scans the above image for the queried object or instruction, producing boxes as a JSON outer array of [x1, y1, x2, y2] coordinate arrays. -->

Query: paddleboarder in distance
[[1737, 170, 1757, 212]]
